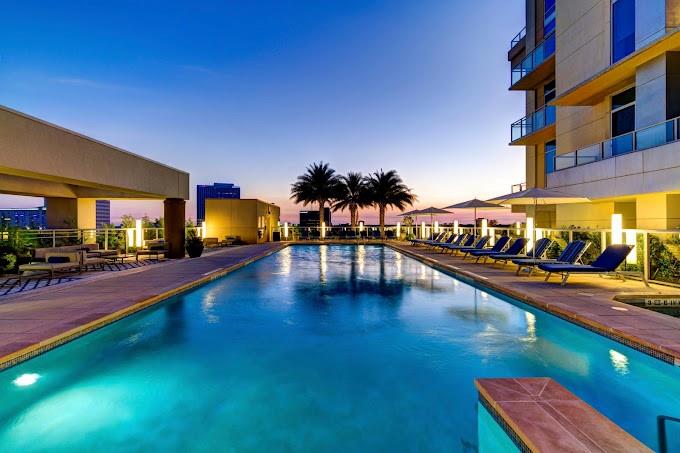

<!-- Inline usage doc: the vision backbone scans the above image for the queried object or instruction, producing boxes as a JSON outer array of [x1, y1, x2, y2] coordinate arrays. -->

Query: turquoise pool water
[[1, 245, 678, 451]]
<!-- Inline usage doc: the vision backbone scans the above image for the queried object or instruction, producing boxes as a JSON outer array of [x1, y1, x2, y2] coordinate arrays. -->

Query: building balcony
[[510, 32, 555, 90], [510, 105, 556, 145], [553, 28, 680, 106], [508, 27, 526, 61], [549, 116, 678, 173]]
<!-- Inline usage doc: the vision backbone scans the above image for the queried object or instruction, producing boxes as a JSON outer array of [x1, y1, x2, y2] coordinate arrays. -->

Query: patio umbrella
[[398, 209, 422, 237], [488, 187, 590, 246], [414, 207, 452, 237], [444, 198, 502, 236]]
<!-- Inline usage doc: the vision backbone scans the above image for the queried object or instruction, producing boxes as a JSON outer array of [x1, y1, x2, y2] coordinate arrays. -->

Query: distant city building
[[197, 183, 241, 223], [96, 200, 111, 227], [299, 208, 331, 227], [0, 207, 47, 229]]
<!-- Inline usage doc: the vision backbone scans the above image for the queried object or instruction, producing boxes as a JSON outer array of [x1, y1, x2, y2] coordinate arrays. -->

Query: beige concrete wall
[[0, 105, 189, 200], [555, 0, 611, 95], [555, 100, 610, 154], [205, 199, 280, 244], [555, 201, 614, 228], [636, 193, 680, 228]]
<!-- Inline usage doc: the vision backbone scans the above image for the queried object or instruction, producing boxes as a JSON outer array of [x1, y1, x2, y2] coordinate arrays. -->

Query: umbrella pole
[[474, 207, 477, 237]]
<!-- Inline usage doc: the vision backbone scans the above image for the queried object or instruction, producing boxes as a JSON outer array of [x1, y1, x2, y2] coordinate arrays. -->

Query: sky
[[0, 0, 526, 225]]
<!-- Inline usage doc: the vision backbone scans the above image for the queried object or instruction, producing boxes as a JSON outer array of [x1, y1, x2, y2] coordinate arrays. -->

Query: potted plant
[[185, 229, 204, 258]]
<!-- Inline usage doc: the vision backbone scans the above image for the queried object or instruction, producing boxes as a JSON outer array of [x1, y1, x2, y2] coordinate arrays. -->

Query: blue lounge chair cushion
[[468, 236, 510, 256], [538, 244, 633, 274]]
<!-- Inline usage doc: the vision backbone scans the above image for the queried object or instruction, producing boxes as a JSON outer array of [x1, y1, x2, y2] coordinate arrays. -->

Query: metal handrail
[[551, 116, 680, 172], [511, 31, 555, 86], [657, 415, 680, 453], [510, 27, 526, 49], [511, 104, 556, 142]]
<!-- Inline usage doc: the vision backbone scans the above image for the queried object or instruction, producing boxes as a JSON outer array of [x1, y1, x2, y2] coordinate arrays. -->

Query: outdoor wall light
[[284, 222, 289, 239], [453, 220, 459, 235], [611, 214, 623, 245], [135, 219, 143, 248], [396, 222, 401, 238], [625, 229, 637, 264], [201, 221, 207, 239]]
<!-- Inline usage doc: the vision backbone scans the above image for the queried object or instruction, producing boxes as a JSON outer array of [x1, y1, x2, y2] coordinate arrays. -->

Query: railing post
[[568, 230, 573, 243], [643, 232, 650, 282], [52, 230, 56, 248], [600, 231, 607, 252], [104, 229, 109, 250]]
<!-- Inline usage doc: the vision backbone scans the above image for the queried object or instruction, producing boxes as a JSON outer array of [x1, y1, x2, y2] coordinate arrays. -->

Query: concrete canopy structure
[[0, 105, 190, 257]]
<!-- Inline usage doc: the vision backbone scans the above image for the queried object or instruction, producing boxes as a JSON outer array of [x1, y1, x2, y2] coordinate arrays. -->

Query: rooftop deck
[[389, 242, 680, 366]]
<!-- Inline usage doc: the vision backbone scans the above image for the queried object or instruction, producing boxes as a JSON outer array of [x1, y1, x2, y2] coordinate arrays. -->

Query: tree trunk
[[379, 205, 386, 239], [350, 206, 357, 228], [319, 200, 325, 230]]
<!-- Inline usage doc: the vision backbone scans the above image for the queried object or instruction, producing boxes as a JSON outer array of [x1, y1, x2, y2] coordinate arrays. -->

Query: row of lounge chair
[[411, 232, 634, 285]]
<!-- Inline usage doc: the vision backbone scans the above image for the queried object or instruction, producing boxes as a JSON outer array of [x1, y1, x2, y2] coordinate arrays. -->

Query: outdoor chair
[[440, 235, 476, 253], [448, 236, 490, 256], [538, 244, 635, 285], [18, 252, 82, 281], [491, 237, 550, 265], [468, 236, 523, 262], [461, 236, 509, 259], [512, 240, 590, 276]]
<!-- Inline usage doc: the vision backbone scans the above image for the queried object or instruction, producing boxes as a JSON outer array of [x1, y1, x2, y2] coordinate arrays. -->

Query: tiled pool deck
[[0, 243, 285, 370], [389, 241, 680, 366]]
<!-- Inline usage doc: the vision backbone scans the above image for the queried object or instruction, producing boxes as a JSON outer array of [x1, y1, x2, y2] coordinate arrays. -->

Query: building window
[[544, 80, 556, 104], [544, 0, 556, 36], [545, 140, 556, 174], [611, 87, 635, 136], [612, 0, 635, 63]]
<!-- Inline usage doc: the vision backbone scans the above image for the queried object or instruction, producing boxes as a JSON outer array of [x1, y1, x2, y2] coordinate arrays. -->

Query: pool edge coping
[[0, 243, 287, 371], [386, 242, 680, 367]]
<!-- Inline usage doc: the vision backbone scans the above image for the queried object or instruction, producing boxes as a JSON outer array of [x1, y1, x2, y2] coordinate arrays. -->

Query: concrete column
[[45, 197, 97, 229], [164, 198, 185, 259]]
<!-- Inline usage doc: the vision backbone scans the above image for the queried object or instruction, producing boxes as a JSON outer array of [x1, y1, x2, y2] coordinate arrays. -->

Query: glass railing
[[510, 27, 526, 49], [549, 116, 680, 172], [511, 105, 556, 142], [511, 32, 555, 86]]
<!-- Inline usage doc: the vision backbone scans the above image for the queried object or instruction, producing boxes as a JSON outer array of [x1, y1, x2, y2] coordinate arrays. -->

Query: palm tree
[[290, 162, 340, 226], [365, 169, 416, 238], [333, 172, 368, 228]]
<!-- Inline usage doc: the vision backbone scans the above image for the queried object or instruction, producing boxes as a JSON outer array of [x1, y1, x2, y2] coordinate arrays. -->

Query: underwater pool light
[[13, 373, 40, 387]]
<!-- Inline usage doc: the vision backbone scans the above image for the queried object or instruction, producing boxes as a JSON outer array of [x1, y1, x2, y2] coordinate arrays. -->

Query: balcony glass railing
[[511, 32, 555, 86], [511, 105, 555, 142], [510, 27, 526, 49], [549, 116, 680, 172]]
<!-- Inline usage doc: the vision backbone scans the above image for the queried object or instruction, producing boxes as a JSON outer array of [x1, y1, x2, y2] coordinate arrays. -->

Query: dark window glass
[[612, 86, 635, 110], [612, 0, 635, 63], [612, 106, 635, 136], [544, 80, 556, 104], [544, 0, 556, 36], [612, 87, 636, 137], [545, 140, 556, 174]]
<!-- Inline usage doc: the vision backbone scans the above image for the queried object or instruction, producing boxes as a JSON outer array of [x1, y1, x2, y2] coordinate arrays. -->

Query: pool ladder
[[658, 415, 680, 453]]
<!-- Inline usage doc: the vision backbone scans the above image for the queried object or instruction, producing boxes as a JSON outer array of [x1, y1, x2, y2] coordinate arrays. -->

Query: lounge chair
[[440, 235, 477, 253], [538, 244, 634, 285], [446, 236, 490, 256], [412, 232, 442, 246], [462, 236, 510, 259], [424, 233, 454, 247], [18, 252, 82, 281], [512, 240, 590, 276], [435, 234, 467, 251], [491, 237, 550, 264], [469, 237, 527, 263], [136, 240, 169, 262]]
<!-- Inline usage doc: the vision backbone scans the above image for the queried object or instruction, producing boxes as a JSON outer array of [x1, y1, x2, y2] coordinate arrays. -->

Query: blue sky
[[0, 0, 525, 224]]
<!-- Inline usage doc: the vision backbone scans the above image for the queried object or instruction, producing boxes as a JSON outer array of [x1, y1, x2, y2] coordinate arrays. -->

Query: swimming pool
[[1, 245, 678, 451]]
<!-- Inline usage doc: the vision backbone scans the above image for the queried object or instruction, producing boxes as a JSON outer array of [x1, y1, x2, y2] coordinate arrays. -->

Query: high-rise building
[[0, 207, 47, 229], [509, 0, 680, 229], [299, 208, 331, 227], [196, 183, 240, 223], [96, 200, 111, 227]]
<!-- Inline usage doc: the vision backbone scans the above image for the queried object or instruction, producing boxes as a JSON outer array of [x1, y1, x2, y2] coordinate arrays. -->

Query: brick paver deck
[[0, 243, 284, 369], [476, 378, 652, 452], [388, 242, 680, 366]]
